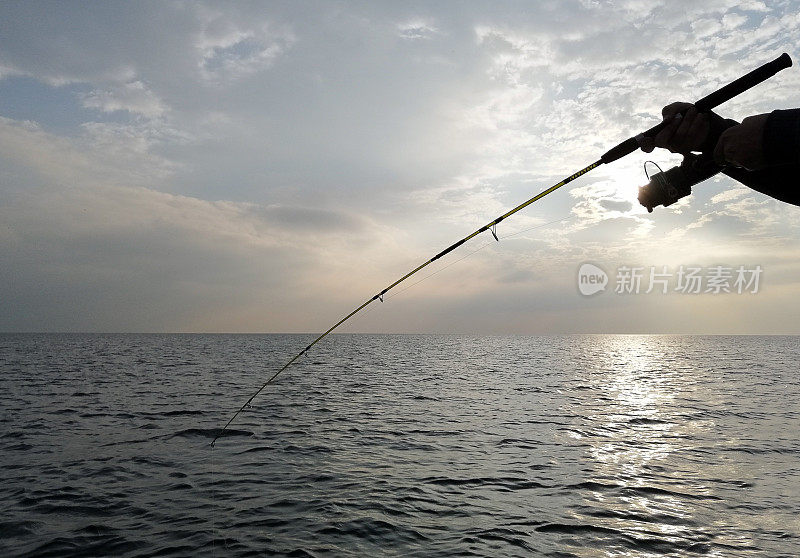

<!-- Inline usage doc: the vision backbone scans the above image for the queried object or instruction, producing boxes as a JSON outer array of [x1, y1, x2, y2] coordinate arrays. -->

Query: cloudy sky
[[1, 0, 799, 334]]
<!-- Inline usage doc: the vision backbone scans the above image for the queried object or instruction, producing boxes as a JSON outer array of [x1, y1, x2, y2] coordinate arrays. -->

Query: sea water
[[1, 333, 799, 557]]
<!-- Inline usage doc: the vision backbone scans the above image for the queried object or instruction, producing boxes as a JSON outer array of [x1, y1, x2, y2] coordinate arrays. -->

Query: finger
[[734, 114, 768, 170], [726, 142, 742, 168], [661, 102, 692, 121], [713, 131, 727, 166], [653, 113, 683, 150], [715, 128, 742, 167], [682, 111, 710, 153], [639, 136, 655, 153], [669, 108, 698, 153]]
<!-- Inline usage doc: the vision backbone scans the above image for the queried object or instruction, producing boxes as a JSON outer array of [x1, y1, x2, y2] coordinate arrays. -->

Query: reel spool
[[638, 155, 722, 213]]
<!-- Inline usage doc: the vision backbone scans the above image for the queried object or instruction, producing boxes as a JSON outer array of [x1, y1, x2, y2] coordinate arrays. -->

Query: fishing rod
[[211, 53, 792, 447]]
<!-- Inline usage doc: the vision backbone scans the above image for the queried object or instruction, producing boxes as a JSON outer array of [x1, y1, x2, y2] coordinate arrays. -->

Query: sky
[[1, 0, 799, 334]]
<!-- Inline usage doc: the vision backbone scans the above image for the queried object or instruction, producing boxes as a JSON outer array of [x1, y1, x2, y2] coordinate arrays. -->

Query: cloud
[[599, 199, 633, 213], [0, 113, 407, 331], [196, 10, 295, 84], [0, 174, 401, 333], [397, 20, 440, 40], [82, 80, 166, 118], [709, 186, 750, 205], [684, 195, 783, 237], [1, 1, 800, 333], [0, 116, 177, 189], [569, 179, 645, 228]]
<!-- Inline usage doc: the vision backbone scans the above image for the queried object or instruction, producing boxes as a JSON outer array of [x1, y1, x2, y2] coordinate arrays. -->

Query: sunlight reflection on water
[[1, 333, 799, 557]]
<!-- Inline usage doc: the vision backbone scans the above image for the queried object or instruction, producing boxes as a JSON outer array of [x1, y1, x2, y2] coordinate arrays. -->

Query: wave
[[421, 476, 549, 490], [171, 427, 253, 440]]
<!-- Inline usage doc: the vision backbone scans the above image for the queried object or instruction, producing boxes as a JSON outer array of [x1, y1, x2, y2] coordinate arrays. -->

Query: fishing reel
[[638, 154, 721, 212]]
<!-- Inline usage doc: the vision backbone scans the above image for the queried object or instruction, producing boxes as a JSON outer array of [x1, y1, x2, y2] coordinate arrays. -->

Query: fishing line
[[210, 444, 216, 557], [211, 165, 598, 447], [386, 214, 575, 302], [289, 214, 574, 340], [210, 53, 791, 447]]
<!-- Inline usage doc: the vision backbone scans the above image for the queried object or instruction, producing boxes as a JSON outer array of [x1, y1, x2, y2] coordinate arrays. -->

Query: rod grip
[[600, 53, 793, 165], [695, 52, 792, 112]]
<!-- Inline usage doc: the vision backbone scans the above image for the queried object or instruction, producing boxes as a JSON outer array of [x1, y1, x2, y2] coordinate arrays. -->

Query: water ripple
[[1, 333, 799, 557]]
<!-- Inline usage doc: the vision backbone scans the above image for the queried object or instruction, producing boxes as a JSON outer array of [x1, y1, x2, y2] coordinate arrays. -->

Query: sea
[[1, 333, 799, 557]]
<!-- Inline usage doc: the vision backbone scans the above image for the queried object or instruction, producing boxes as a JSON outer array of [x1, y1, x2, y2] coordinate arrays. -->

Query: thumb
[[639, 136, 655, 153], [713, 134, 727, 166]]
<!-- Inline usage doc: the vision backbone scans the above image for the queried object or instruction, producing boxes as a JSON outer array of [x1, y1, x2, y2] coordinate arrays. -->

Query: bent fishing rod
[[211, 53, 792, 447]]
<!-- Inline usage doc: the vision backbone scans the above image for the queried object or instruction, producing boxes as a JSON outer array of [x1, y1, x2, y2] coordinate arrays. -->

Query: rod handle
[[601, 53, 793, 165], [695, 52, 792, 111]]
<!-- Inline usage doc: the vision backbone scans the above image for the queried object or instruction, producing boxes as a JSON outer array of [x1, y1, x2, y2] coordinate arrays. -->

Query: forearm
[[717, 109, 800, 206], [763, 108, 800, 166], [722, 165, 800, 206], [639, 105, 800, 209]]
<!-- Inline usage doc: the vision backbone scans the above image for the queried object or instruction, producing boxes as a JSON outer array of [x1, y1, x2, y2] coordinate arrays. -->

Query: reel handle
[[601, 53, 793, 165]]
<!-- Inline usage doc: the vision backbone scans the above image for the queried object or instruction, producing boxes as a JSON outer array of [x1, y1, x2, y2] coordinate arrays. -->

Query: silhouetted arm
[[721, 109, 800, 206]]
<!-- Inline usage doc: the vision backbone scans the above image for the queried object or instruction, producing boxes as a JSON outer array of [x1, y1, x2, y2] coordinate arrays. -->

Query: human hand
[[639, 102, 711, 155], [713, 113, 769, 170]]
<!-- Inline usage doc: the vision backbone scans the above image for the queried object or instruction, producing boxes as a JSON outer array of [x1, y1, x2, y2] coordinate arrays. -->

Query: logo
[[577, 262, 608, 296], [574, 263, 762, 296]]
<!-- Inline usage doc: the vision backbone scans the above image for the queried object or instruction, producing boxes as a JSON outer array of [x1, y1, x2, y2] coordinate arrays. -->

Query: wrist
[[701, 110, 738, 154]]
